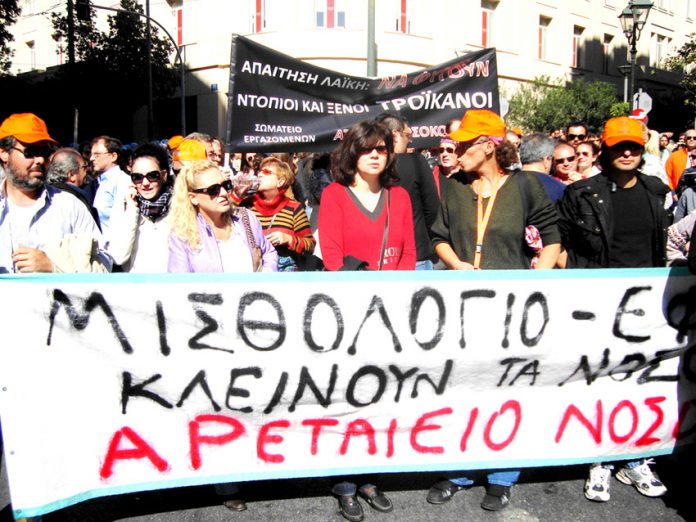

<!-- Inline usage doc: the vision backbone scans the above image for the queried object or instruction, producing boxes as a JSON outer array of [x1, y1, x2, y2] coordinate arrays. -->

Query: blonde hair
[[169, 160, 220, 251], [260, 156, 296, 199], [645, 130, 661, 157]]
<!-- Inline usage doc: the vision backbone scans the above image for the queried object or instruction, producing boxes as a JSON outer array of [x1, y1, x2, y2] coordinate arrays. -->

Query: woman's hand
[[265, 231, 292, 247]]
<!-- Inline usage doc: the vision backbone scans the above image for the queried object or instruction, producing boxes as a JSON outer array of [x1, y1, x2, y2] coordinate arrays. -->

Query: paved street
[[1, 449, 693, 522]]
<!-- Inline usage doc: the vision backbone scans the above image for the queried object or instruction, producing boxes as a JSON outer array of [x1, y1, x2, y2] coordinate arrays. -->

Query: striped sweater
[[249, 193, 316, 260]]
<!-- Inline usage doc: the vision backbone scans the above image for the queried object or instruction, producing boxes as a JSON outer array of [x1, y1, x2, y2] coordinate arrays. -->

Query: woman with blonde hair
[[168, 160, 277, 272], [242, 156, 315, 271]]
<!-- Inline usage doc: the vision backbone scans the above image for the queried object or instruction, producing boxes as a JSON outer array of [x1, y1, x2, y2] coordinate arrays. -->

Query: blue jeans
[[450, 469, 520, 487], [332, 481, 377, 496], [415, 259, 434, 270]]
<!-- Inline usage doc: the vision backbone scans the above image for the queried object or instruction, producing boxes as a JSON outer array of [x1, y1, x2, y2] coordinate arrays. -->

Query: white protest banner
[[0, 268, 695, 519]]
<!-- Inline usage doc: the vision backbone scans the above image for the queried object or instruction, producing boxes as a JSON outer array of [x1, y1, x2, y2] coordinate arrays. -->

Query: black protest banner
[[225, 34, 499, 152]]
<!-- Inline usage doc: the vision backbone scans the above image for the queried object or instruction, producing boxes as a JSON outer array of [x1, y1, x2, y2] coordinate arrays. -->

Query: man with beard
[[0, 113, 108, 273]]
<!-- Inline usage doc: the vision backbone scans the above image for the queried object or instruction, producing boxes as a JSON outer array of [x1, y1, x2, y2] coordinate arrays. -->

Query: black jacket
[[557, 173, 671, 268], [394, 153, 439, 263]]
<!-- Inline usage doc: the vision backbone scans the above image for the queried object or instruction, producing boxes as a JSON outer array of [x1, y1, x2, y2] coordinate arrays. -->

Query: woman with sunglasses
[[318, 119, 416, 271], [427, 110, 559, 513], [107, 143, 174, 272], [575, 141, 600, 179], [241, 156, 315, 271], [168, 160, 277, 272], [432, 137, 461, 199]]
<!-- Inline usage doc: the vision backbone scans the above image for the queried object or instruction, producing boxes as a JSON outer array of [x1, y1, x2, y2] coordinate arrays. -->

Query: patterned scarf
[[136, 186, 173, 222]]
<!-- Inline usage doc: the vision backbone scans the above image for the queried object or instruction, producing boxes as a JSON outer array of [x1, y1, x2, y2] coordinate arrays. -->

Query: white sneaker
[[584, 463, 611, 502], [615, 460, 667, 497]]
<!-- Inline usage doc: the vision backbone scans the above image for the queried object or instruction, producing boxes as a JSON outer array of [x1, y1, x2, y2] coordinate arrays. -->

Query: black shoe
[[337, 494, 364, 522], [358, 485, 393, 512], [481, 484, 511, 511], [426, 480, 465, 504]]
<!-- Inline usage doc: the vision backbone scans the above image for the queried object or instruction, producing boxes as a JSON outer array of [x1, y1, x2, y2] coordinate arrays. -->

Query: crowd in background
[[1, 108, 695, 520]]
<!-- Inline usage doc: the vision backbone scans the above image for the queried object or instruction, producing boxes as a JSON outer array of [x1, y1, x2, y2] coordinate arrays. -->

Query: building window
[[572, 25, 585, 68], [316, 0, 346, 29], [650, 33, 671, 68], [538, 16, 551, 61], [394, 0, 409, 33], [26, 40, 36, 70], [655, 0, 673, 12], [602, 34, 613, 74], [481, 1, 498, 48], [252, 0, 265, 33]]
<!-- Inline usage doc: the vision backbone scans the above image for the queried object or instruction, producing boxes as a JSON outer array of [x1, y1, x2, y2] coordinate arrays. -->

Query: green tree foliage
[[665, 33, 696, 119], [51, 2, 103, 62], [45, 0, 178, 139], [99, 0, 177, 102], [0, 0, 21, 74], [507, 76, 620, 134]]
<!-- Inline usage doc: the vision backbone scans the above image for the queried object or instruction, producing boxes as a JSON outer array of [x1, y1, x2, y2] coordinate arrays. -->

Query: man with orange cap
[[557, 116, 671, 503], [0, 113, 109, 273]]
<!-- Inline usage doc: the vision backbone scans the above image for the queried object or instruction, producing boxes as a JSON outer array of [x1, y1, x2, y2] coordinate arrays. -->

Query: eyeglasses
[[90, 151, 111, 157], [567, 134, 586, 141], [11, 144, 55, 159], [609, 142, 643, 154], [460, 137, 489, 152], [554, 156, 576, 164], [686, 136, 696, 141], [358, 145, 389, 155], [191, 179, 234, 197], [258, 168, 276, 176], [130, 170, 162, 184], [577, 151, 592, 157], [439, 146, 456, 154]]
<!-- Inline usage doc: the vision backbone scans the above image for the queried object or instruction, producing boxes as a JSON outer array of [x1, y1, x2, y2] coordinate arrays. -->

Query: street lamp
[[619, 0, 653, 111]]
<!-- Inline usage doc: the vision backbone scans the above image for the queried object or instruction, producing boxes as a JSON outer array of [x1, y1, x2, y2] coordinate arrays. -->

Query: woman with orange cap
[[427, 109, 560, 512]]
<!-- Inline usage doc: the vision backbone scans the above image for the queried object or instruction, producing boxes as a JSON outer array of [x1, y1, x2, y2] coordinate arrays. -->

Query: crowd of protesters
[[1, 108, 695, 521]]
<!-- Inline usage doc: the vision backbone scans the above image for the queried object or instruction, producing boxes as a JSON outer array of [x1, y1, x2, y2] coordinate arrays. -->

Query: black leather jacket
[[557, 173, 671, 268]]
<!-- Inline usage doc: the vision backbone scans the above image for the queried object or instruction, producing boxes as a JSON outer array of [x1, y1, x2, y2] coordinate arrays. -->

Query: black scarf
[[136, 186, 172, 222]]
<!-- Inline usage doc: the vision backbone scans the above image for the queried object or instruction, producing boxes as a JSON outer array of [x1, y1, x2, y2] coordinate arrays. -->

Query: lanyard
[[473, 175, 506, 269]]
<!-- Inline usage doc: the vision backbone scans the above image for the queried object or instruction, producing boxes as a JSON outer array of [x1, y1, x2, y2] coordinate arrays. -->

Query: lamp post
[[619, 0, 653, 111]]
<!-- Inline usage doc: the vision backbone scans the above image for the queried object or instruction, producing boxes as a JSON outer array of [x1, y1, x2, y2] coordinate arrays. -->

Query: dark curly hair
[[330, 120, 399, 187], [495, 139, 520, 170]]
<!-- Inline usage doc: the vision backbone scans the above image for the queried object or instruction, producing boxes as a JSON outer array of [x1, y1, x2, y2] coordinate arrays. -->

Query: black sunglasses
[[12, 144, 56, 159], [191, 179, 234, 197], [357, 145, 388, 155], [554, 156, 576, 164], [567, 133, 586, 141], [130, 170, 161, 184], [439, 146, 456, 154]]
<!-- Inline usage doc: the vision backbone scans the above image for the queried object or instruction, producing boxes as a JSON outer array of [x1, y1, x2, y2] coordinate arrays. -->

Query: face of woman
[[257, 164, 283, 192], [189, 167, 231, 219], [355, 142, 388, 179], [456, 137, 491, 173], [131, 157, 165, 200], [576, 143, 595, 171]]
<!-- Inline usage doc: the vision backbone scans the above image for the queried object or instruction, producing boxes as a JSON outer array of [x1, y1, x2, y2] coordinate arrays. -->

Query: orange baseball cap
[[173, 139, 207, 161], [0, 113, 57, 143], [449, 109, 506, 143], [167, 135, 184, 151], [602, 116, 645, 147]]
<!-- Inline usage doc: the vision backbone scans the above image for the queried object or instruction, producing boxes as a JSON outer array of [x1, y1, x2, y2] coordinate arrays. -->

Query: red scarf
[[252, 192, 289, 217]]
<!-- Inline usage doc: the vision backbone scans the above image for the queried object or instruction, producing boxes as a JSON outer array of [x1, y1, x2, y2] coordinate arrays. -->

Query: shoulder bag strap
[[378, 189, 390, 271]]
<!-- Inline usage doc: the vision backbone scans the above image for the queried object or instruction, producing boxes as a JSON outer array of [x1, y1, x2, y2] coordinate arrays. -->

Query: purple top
[[168, 209, 278, 272]]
